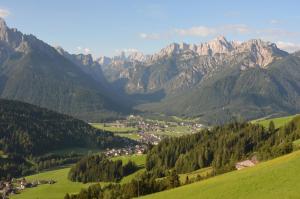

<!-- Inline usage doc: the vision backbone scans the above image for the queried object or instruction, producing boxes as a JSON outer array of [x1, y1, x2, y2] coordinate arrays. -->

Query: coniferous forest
[[66, 116, 300, 199], [68, 154, 139, 182], [0, 99, 135, 179]]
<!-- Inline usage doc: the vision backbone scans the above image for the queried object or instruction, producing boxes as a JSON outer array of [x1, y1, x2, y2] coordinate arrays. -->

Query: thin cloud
[[0, 8, 10, 18], [115, 48, 139, 54], [258, 28, 300, 38], [139, 33, 161, 40], [174, 26, 216, 37], [83, 48, 91, 54], [139, 24, 300, 44], [76, 46, 91, 54], [222, 24, 250, 34], [140, 24, 251, 40], [269, 19, 281, 25], [276, 41, 300, 53]]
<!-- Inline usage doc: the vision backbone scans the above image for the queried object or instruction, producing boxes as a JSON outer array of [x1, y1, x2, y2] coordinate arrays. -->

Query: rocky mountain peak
[[74, 54, 94, 66], [97, 56, 112, 66], [193, 36, 233, 56], [127, 51, 148, 62], [0, 18, 7, 29], [236, 39, 288, 68]]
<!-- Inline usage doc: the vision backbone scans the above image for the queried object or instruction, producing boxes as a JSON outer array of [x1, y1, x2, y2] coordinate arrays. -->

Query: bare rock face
[[100, 36, 288, 94], [235, 39, 287, 68], [97, 56, 112, 66], [55, 46, 106, 83]]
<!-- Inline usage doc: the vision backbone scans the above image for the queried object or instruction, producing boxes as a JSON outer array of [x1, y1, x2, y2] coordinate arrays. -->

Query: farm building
[[235, 160, 257, 170]]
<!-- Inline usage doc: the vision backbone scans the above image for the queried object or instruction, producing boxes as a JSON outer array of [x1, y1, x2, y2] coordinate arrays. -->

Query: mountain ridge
[[0, 18, 129, 122]]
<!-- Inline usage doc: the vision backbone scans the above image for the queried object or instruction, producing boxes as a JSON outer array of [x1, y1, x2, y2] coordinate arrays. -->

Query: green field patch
[[90, 123, 137, 133], [253, 114, 299, 128], [120, 168, 146, 184], [10, 154, 147, 199], [293, 139, 300, 149], [141, 150, 300, 199], [111, 154, 146, 167], [113, 154, 147, 184], [179, 167, 213, 183], [10, 167, 103, 199], [116, 132, 141, 140]]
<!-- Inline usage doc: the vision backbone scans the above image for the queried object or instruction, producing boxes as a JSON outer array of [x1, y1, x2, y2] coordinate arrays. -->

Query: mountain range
[[0, 18, 300, 124], [99, 36, 300, 124], [0, 18, 129, 122]]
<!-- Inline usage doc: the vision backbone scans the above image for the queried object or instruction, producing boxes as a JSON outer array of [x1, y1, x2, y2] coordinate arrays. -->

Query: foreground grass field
[[253, 114, 299, 128], [11, 154, 146, 199], [142, 150, 300, 199]]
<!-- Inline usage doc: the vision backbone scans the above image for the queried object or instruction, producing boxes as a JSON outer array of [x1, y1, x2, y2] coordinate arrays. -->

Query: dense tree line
[[33, 153, 83, 171], [0, 152, 84, 180], [146, 118, 300, 176], [68, 154, 139, 182], [65, 169, 184, 199], [65, 117, 300, 198], [0, 99, 133, 156], [0, 154, 35, 180], [0, 99, 135, 179]]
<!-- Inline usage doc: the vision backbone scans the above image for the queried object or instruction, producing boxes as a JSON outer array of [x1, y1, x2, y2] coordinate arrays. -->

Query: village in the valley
[[1, 115, 206, 198], [101, 115, 205, 157]]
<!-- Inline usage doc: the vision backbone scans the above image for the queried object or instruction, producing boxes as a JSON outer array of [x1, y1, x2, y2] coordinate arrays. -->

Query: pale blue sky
[[1, 0, 300, 57]]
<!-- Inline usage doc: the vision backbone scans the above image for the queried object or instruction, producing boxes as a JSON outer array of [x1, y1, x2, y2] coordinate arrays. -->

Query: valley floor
[[141, 150, 300, 199]]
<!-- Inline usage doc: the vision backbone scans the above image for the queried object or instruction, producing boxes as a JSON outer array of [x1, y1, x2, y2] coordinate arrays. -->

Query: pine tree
[[168, 170, 180, 188], [64, 193, 70, 199], [269, 121, 275, 133], [185, 176, 190, 184]]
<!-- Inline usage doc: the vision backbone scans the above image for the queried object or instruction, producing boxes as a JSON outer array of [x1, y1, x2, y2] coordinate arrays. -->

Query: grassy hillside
[[178, 167, 212, 183], [11, 155, 146, 199], [112, 154, 147, 184], [253, 114, 299, 128], [142, 150, 300, 199], [10, 168, 96, 199], [111, 154, 146, 167]]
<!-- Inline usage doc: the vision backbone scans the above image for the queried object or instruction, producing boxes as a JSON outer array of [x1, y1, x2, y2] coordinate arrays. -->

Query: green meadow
[[90, 123, 137, 133], [90, 123, 140, 140], [178, 167, 212, 183], [253, 114, 299, 128], [142, 150, 300, 199], [10, 167, 95, 199], [11, 154, 147, 199], [111, 154, 146, 167]]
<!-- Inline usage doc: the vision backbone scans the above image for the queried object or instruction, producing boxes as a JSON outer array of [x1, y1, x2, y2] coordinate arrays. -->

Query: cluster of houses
[[0, 178, 55, 198], [138, 132, 161, 145], [104, 145, 146, 158], [235, 157, 259, 170], [111, 115, 205, 134]]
